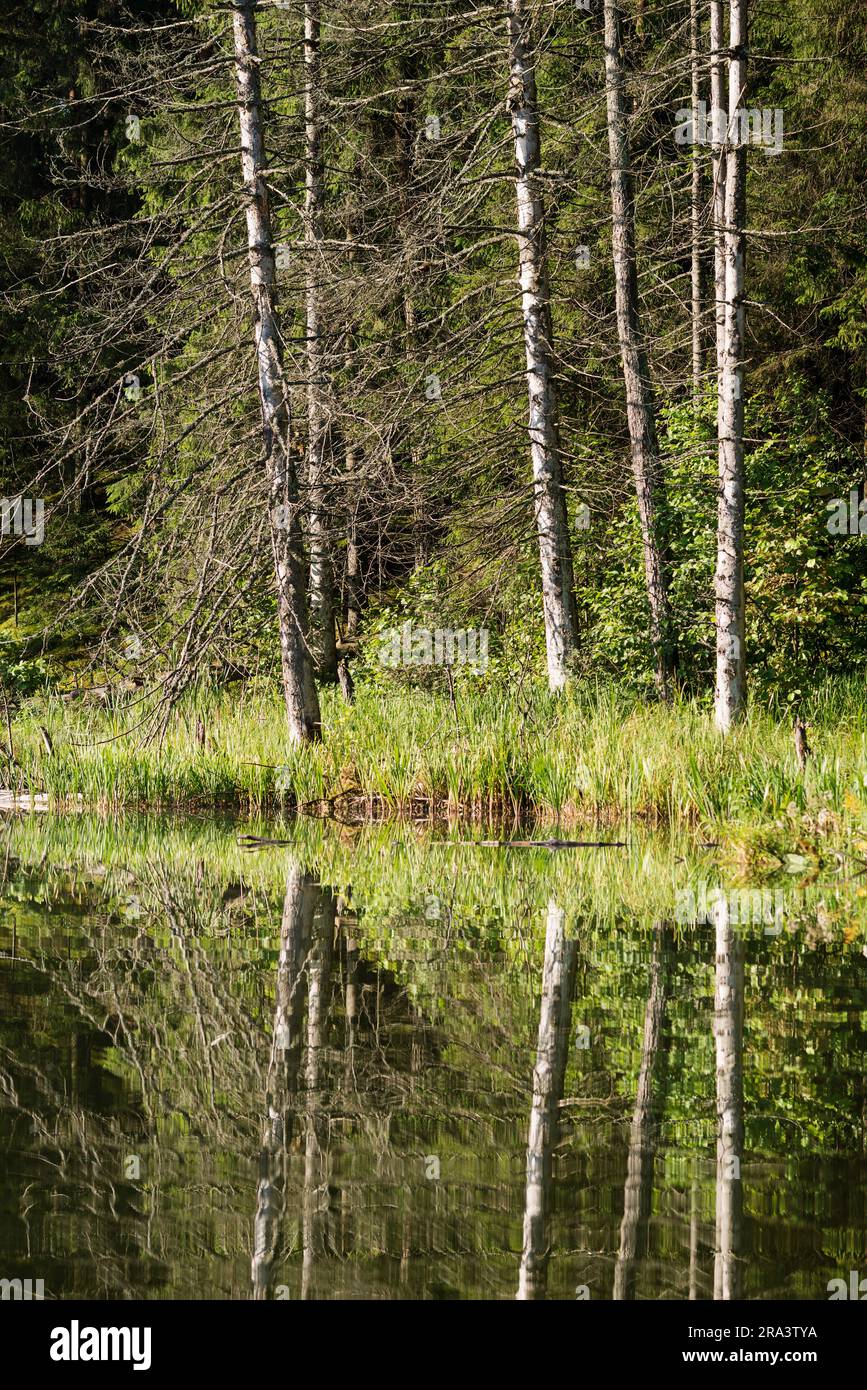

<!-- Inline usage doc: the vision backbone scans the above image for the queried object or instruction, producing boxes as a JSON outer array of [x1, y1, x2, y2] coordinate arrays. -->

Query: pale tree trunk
[[304, 0, 338, 683], [516, 901, 577, 1299], [603, 0, 674, 697], [710, 0, 726, 415], [714, 0, 748, 731], [507, 0, 578, 691], [613, 922, 668, 1299], [405, 295, 428, 572], [335, 446, 362, 702], [712, 898, 745, 1300], [232, 1, 321, 742], [251, 860, 316, 1299], [344, 455, 362, 640], [690, 0, 703, 398], [395, 78, 428, 572]]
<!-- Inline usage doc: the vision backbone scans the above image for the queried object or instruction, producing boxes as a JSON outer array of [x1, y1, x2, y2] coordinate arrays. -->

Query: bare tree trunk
[[712, 898, 745, 1299], [714, 0, 748, 732], [711, 4, 722, 417], [710, 0, 726, 414], [516, 901, 577, 1299], [603, 0, 674, 697], [506, 0, 578, 692], [232, 0, 321, 742], [395, 60, 430, 574], [344, 452, 363, 639], [690, 0, 703, 399], [613, 922, 668, 1299], [405, 291, 428, 573], [304, 0, 338, 683]]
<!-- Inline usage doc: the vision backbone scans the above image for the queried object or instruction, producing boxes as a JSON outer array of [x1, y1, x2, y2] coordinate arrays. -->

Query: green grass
[[3, 676, 867, 834]]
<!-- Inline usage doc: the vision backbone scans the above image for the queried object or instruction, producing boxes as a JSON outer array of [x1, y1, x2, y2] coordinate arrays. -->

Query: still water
[[0, 815, 863, 1300]]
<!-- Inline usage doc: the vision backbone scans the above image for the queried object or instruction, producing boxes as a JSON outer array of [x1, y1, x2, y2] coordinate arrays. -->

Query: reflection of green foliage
[[0, 813, 862, 1299]]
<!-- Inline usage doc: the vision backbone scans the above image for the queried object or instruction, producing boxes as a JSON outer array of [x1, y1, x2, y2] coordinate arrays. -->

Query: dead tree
[[603, 0, 675, 697], [232, 0, 322, 742], [506, 0, 578, 692], [713, 0, 748, 732], [304, 0, 339, 683]]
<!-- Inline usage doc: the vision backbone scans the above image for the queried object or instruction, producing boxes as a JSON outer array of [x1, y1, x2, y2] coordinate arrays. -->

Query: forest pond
[[0, 815, 863, 1301]]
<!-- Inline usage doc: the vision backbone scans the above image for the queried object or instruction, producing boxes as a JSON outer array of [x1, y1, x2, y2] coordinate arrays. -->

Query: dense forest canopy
[[1, 0, 866, 731]]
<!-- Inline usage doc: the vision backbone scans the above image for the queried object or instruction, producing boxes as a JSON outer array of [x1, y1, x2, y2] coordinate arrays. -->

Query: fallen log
[[237, 834, 294, 847], [441, 839, 628, 849]]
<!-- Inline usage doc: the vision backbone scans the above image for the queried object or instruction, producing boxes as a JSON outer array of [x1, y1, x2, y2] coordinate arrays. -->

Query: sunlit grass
[[4, 676, 867, 832]]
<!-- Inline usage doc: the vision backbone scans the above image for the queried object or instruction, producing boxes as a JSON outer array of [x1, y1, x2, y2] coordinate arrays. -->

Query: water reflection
[[0, 818, 863, 1301], [613, 922, 669, 1301], [713, 901, 744, 1302], [517, 901, 577, 1300], [252, 862, 317, 1300]]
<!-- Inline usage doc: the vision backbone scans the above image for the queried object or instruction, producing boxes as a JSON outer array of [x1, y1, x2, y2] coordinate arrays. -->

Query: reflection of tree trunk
[[613, 922, 669, 1300], [301, 891, 336, 1300], [251, 862, 316, 1299], [713, 899, 744, 1300], [688, 1180, 700, 1299], [517, 901, 577, 1300], [340, 901, 360, 1091]]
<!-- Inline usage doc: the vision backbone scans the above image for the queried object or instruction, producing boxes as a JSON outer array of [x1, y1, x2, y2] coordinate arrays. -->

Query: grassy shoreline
[[1, 679, 866, 838]]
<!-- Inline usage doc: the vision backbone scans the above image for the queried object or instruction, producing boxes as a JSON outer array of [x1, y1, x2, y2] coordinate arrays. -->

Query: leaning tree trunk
[[690, 0, 703, 399], [232, 0, 321, 742], [506, 0, 578, 692], [517, 900, 577, 1299], [713, 0, 748, 732], [603, 0, 674, 697], [304, 0, 338, 683]]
